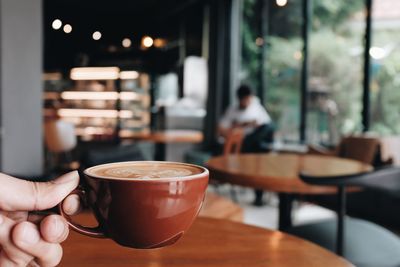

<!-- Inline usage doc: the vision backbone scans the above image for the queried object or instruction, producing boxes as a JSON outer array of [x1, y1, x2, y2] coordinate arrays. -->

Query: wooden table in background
[[200, 192, 244, 222], [120, 129, 203, 160], [207, 153, 372, 230], [60, 214, 353, 267]]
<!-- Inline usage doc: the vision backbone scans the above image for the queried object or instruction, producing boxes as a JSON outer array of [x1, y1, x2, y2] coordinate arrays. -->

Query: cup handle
[[58, 188, 106, 238]]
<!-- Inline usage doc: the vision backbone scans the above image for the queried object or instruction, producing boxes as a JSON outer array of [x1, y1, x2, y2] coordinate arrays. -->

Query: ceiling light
[[63, 24, 72, 34], [92, 31, 102, 41], [52, 19, 62, 30], [142, 36, 153, 48], [153, 38, 167, 48], [276, 0, 288, 7], [122, 38, 132, 48]]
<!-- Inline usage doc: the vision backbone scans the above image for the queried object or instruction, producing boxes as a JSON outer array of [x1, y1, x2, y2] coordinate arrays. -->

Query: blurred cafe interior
[[2, 0, 400, 266]]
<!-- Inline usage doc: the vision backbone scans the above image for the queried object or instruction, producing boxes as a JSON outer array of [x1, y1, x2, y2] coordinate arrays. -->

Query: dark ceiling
[[44, 0, 205, 73]]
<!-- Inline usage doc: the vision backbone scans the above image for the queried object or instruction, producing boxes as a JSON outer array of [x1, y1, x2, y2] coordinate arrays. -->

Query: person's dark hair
[[236, 84, 253, 99]]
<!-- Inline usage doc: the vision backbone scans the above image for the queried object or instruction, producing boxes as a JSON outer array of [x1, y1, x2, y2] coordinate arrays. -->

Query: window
[[241, 0, 303, 142], [307, 1, 365, 145], [265, 0, 303, 143], [370, 0, 400, 134]]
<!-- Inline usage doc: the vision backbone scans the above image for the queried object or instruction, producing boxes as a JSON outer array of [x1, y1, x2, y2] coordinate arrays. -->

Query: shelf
[[43, 67, 151, 141], [60, 91, 145, 101], [44, 91, 150, 108], [70, 67, 120, 80], [76, 127, 150, 137], [57, 108, 133, 118]]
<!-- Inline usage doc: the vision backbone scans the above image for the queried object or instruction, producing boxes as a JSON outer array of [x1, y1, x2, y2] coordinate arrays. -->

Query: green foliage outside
[[265, 37, 302, 141], [370, 30, 400, 134], [241, 0, 400, 143], [241, 0, 261, 91]]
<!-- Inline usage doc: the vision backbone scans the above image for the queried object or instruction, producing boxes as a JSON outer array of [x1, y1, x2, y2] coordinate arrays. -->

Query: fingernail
[[0, 215, 3, 225], [52, 216, 64, 238], [54, 171, 79, 184], [64, 195, 80, 215], [21, 224, 40, 244]]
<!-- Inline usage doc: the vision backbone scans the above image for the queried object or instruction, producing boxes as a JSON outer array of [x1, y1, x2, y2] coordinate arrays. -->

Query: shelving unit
[[43, 67, 151, 141]]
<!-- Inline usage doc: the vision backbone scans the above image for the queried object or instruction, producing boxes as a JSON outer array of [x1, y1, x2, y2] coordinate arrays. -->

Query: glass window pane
[[308, 1, 365, 145], [241, 0, 302, 143], [241, 0, 261, 93], [370, 0, 400, 134], [265, 0, 303, 143]]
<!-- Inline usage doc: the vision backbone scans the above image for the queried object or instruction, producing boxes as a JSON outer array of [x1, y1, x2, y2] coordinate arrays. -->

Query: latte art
[[103, 167, 193, 179], [87, 162, 203, 179]]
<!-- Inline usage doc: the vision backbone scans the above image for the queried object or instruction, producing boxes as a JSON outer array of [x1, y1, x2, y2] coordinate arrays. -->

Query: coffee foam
[[87, 162, 203, 179]]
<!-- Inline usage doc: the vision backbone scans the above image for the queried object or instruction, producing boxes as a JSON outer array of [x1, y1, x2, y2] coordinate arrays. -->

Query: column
[[0, 0, 43, 176]]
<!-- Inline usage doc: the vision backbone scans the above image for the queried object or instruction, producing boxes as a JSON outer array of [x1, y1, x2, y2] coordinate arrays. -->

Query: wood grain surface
[[60, 214, 353, 267], [207, 153, 372, 194], [120, 129, 203, 143]]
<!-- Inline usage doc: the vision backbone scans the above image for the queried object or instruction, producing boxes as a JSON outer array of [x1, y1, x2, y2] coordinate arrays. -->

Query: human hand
[[0, 171, 80, 267]]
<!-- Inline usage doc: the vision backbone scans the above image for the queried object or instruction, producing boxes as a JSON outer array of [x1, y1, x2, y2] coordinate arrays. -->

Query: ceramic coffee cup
[[59, 161, 209, 249]]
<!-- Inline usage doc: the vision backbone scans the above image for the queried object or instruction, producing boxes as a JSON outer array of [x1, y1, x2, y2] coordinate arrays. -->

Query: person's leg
[[242, 124, 275, 205], [253, 189, 265, 206]]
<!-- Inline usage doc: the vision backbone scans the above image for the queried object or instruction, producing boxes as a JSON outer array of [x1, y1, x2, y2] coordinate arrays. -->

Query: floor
[[211, 185, 336, 230]]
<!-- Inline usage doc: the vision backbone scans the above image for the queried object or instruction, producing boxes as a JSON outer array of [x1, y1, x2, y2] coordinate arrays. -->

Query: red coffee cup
[[59, 161, 209, 249]]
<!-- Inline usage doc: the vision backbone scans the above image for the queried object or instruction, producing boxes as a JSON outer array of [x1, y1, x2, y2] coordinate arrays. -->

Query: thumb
[[0, 171, 80, 211]]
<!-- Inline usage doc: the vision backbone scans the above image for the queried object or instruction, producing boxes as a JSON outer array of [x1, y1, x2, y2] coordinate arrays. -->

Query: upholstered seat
[[288, 167, 400, 267], [288, 217, 400, 267]]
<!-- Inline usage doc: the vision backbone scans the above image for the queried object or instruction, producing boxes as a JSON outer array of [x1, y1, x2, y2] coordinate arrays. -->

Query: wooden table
[[120, 129, 203, 143], [207, 153, 372, 230], [200, 192, 244, 222], [60, 215, 353, 267], [121, 129, 203, 160]]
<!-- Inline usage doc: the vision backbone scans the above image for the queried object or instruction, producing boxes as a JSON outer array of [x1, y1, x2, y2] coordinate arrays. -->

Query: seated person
[[218, 85, 273, 206], [218, 84, 273, 153]]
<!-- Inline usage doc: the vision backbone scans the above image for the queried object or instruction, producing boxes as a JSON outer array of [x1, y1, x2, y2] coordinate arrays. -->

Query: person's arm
[[0, 171, 80, 267], [254, 103, 272, 126], [218, 107, 235, 138]]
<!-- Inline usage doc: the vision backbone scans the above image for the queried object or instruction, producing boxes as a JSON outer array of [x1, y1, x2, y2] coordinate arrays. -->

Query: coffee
[[87, 162, 203, 179]]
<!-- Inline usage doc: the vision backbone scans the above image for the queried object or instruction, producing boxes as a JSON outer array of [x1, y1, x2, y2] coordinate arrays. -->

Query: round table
[[120, 129, 203, 160], [60, 215, 353, 267], [206, 153, 372, 229], [120, 129, 203, 143]]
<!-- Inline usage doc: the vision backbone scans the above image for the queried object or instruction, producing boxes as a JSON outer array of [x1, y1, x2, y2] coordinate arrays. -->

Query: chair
[[223, 128, 244, 155], [287, 167, 400, 267], [213, 128, 244, 202], [184, 129, 244, 201], [308, 135, 381, 165], [380, 136, 400, 166], [306, 135, 397, 225], [44, 120, 79, 173], [184, 128, 244, 166]]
